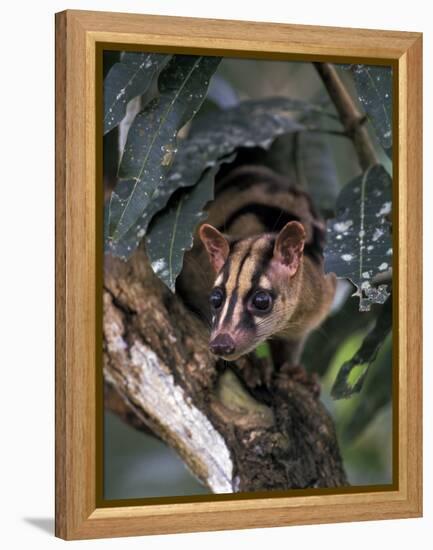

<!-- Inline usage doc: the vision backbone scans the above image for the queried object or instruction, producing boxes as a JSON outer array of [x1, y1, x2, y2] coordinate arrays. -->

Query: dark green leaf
[[146, 156, 234, 291], [107, 97, 306, 260], [349, 64, 393, 154], [104, 179, 137, 255], [164, 97, 306, 209], [190, 96, 330, 136], [152, 100, 304, 218], [342, 333, 392, 440], [324, 164, 392, 311], [109, 55, 221, 242], [104, 52, 169, 135], [332, 296, 392, 399]]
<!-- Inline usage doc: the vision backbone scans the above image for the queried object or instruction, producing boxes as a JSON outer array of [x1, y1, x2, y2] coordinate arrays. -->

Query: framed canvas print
[[55, 10, 422, 540]]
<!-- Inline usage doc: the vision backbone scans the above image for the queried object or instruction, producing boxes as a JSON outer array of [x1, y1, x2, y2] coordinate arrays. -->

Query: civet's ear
[[199, 224, 230, 273], [273, 221, 306, 276]]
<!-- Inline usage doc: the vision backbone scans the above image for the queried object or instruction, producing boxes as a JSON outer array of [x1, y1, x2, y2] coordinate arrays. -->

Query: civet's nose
[[209, 333, 235, 356]]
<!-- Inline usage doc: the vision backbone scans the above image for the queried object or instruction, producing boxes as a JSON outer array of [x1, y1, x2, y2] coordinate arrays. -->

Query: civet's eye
[[252, 290, 273, 312], [210, 288, 224, 309]]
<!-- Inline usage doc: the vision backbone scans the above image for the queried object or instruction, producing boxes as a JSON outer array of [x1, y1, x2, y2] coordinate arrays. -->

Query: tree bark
[[103, 248, 347, 493]]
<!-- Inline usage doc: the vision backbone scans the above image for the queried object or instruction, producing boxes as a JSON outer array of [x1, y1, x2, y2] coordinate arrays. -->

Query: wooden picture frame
[[55, 9, 422, 540]]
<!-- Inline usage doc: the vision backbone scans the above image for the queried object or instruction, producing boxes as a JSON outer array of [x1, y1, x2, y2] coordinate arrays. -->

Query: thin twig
[[314, 62, 378, 171]]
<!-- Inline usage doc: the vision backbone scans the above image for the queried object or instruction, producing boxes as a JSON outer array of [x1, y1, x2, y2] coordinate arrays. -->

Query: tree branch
[[314, 62, 378, 171], [103, 249, 347, 493]]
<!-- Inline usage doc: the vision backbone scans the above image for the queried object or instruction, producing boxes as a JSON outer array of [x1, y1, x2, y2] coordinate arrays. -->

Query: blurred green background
[[104, 56, 393, 500]]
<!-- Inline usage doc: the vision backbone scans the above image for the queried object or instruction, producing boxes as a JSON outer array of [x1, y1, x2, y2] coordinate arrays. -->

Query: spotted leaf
[[146, 156, 234, 291], [324, 164, 392, 311], [107, 55, 221, 244], [107, 97, 306, 260], [103, 52, 169, 135], [347, 64, 393, 157]]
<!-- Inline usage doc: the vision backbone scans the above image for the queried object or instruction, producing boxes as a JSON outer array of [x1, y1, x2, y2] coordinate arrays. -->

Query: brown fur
[[177, 165, 336, 362]]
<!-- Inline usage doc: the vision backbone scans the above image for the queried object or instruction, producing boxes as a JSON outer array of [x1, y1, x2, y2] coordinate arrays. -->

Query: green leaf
[[108, 55, 221, 242], [342, 333, 392, 440], [162, 98, 306, 208], [106, 97, 306, 260], [190, 96, 328, 136], [103, 52, 169, 135], [166, 97, 305, 201], [349, 65, 393, 155], [104, 179, 137, 255], [324, 164, 392, 311], [145, 161, 227, 291], [331, 296, 392, 399]]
